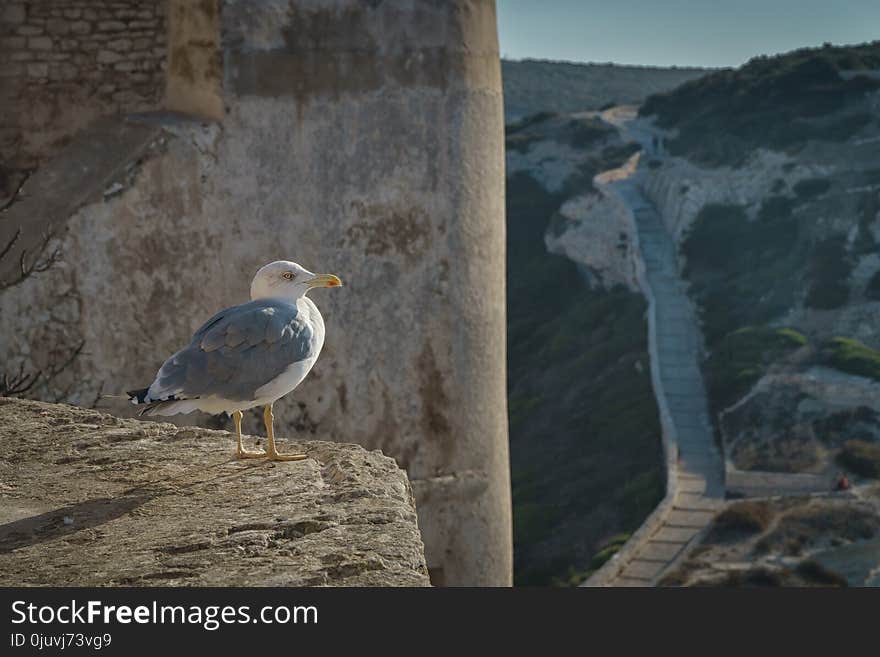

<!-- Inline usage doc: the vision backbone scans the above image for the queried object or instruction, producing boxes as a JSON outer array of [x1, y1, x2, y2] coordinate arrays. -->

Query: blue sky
[[497, 0, 880, 68]]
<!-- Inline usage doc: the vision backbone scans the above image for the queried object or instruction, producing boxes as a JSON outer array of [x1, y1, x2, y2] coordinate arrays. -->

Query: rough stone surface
[[0, 0, 511, 586], [545, 186, 640, 292], [0, 0, 166, 191], [0, 397, 429, 587]]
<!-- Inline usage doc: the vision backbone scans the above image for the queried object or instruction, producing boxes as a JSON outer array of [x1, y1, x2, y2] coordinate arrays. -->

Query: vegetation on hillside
[[502, 59, 708, 122], [821, 337, 880, 381], [506, 171, 663, 586], [640, 41, 880, 166], [682, 202, 805, 344], [704, 326, 807, 415], [837, 440, 880, 478], [705, 501, 773, 543]]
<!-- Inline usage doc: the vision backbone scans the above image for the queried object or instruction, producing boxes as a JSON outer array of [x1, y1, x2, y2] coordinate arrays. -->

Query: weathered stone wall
[[0, 0, 512, 586], [0, 0, 165, 189]]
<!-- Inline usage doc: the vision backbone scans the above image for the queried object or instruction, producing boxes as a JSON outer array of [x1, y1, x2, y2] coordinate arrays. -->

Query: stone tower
[[0, 0, 511, 585]]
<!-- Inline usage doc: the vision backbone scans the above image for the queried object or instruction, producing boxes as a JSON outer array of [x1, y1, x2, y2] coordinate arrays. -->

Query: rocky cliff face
[[506, 111, 642, 291], [641, 148, 832, 246], [0, 397, 429, 586]]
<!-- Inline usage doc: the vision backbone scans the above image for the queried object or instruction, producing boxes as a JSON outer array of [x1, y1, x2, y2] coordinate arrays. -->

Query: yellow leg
[[234, 410, 265, 459], [263, 403, 307, 462]]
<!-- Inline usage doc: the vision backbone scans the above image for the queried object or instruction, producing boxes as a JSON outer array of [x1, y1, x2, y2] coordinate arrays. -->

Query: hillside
[[505, 113, 663, 585], [512, 41, 880, 586], [502, 59, 709, 123], [641, 41, 880, 166], [628, 41, 880, 582]]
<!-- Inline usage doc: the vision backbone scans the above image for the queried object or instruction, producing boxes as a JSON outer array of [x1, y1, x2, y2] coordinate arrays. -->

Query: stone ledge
[[0, 398, 429, 587]]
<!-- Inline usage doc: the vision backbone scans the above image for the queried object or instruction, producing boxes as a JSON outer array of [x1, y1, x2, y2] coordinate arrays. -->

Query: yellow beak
[[307, 273, 343, 289]]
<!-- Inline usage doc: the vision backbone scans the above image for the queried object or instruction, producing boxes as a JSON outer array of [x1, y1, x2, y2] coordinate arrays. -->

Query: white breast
[[253, 296, 325, 405]]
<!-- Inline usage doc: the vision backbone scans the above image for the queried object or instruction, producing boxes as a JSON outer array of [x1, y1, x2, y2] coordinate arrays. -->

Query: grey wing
[[146, 299, 316, 403]]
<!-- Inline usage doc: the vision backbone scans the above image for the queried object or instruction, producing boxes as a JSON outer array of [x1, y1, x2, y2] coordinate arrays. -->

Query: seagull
[[127, 261, 342, 461]]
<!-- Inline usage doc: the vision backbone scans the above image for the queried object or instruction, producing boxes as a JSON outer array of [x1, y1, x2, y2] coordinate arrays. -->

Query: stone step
[[637, 540, 687, 562], [652, 525, 701, 543], [665, 509, 716, 528], [677, 477, 707, 495], [614, 576, 652, 587], [618, 559, 667, 580]]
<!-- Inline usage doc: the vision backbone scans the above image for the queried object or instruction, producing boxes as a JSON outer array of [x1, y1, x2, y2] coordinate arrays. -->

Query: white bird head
[[250, 260, 342, 302]]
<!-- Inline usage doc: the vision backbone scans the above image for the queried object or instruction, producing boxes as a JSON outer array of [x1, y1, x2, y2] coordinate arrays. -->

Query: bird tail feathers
[[126, 387, 200, 416], [126, 387, 151, 405]]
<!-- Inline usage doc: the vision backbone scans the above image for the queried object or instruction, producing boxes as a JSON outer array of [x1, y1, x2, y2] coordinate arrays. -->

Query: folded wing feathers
[[134, 300, 309, 407]]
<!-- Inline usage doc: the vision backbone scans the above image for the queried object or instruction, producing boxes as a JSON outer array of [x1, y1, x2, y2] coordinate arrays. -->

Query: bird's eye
[[282, 272, 294, 280]]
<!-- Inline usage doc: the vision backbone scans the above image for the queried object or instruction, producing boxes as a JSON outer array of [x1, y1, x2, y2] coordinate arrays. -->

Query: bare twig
[[0, 168, 33, 214], [47, 340, 85, 378], [0, 362, 41, 396], [0, 231, 63, 291], [0, 169, 79, 400], [0, 228, 19, 262]]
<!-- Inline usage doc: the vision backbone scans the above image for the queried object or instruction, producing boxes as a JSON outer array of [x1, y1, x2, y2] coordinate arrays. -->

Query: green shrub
[[758, 194, 795, 222], [805, 235, 852, 309], [837, 440, 880, 478], [682, 202, 804, 343], [822, 337, 880, 381], [505, 111, 557, 136], [794, 177, 832, 200], [639, 42, 880, 166], [589, 533, 631, 570], [866, 271, 880, 300], [795, 560, 848, 586], [756, 502, 880, 555], [706, 501, 774, 543], [562, 117, 614, 149], [505, 133, 542, 154], [705, 326, 806, 412], [683, 204, 749, 266]]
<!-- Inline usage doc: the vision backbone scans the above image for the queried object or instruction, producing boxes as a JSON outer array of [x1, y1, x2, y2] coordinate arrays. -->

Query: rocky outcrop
[[0, 398, 429, 586], [641, 149, 832, 245], [545, 187, 640, 291], [721, 366, 880, 477], [660, 494, 880, 587], [508, 112, 643, 291]]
